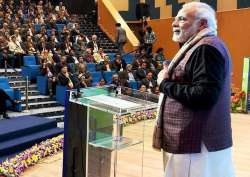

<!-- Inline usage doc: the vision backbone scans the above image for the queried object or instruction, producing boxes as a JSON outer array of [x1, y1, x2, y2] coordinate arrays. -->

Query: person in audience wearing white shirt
[[87, 34, 99, 54], [8, 35, 24, 67]]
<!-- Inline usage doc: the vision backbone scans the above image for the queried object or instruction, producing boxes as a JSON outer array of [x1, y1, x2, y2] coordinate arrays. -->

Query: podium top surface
[[69, 86, 158, 115]]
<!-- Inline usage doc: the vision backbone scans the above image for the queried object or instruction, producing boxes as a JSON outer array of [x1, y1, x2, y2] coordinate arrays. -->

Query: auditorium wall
[[109, 0, 250, 21]]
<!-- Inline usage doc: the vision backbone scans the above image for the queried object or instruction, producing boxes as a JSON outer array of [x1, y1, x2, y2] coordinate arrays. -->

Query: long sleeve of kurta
[[159, 45, 226, 110]]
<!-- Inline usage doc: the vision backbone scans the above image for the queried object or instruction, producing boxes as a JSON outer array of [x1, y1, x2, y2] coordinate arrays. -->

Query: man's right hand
[[157, 68, 168, 85]]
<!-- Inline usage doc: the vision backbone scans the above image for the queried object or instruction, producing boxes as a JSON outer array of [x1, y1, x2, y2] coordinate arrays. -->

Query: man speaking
[[156, 2, 235, 177]]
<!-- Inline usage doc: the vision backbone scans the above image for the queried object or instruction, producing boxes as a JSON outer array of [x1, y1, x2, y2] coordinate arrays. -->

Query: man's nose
[[172, 19, 178, 27]]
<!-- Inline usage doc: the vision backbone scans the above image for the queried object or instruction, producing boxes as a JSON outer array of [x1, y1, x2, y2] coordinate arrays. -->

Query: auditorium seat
[[90, 72, 103, 86], [103, 71, 114, 84], [21, 55, 41, 81]]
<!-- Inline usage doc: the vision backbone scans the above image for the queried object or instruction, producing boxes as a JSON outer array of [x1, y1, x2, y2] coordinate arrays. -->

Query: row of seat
[[34, 23, 65, 33], [21, 56, 41, 81], [106, 53, 134, 64], [37, 70, 114, 95], [20, 53, 134, 82], [91, 71, 113, 85]]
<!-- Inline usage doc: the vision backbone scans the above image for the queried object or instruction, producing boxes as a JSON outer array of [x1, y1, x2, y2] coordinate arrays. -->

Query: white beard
[[172, 23, 199, 43]]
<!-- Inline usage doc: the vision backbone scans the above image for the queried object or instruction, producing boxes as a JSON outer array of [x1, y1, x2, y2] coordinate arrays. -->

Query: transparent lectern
[[63, 86, 158, 177]]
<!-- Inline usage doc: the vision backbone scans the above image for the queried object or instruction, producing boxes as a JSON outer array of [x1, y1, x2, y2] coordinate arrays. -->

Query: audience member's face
[[146, 72, 153, 80], [78, 56, 84, 63], [115, 55, 121, 62], [99, 48, 103, 53], [99, 79, 105, 86], [51, 30, 56, 36], [140, 85, 147, 92], [126, 64, 132, 71], [156, 61, 163, 69], [27, 42, 32, 48], [3, 23, 8, 28], [141, 49, 146, 55], [92, 35, 97, 41], [61, 66, 68, 74], [61, 57, 67, 64], [113, 75, 119, 82], [104, 55, 110, 62], [115, 58, 121, 64], [141, 62, 147, 69], [11, 36, 16, 42], [14, 29, 19, 35], [70, 50, 74, 55], [172, 8, 200, 43], [154, 87, 160, 95], [86, 49, 92, 55]]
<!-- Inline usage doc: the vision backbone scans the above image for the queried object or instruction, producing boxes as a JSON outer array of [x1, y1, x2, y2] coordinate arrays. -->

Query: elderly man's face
[[92, 35, 97, 41], [172, 8, 200, 43]]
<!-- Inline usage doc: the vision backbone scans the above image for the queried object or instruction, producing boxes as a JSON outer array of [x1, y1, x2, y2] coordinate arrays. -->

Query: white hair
[[182, 2, 217, 35]]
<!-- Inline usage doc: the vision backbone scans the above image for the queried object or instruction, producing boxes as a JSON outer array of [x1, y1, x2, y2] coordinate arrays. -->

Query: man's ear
[[199, 19, 208, 30]]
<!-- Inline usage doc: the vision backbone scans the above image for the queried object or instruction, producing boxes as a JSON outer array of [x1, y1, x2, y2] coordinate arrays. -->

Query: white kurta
[[164, 143, 235, 177]]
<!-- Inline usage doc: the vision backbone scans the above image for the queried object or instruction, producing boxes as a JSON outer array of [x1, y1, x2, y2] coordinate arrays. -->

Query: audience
[[0, 0, 162, 101]]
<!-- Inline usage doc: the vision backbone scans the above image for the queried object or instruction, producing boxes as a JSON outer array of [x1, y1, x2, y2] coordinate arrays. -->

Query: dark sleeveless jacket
[[160, 36, 232, 153]]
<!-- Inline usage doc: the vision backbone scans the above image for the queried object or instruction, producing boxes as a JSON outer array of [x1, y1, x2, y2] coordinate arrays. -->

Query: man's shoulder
[[194, 36, 229, 56], [200, 36, 225, 47]]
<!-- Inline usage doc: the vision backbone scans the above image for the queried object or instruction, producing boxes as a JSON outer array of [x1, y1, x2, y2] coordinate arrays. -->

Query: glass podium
[[63, 86, 158, 177]]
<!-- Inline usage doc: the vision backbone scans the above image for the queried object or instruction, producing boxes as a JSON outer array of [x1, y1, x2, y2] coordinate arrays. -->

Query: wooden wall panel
[[98, 0, 139, 52]]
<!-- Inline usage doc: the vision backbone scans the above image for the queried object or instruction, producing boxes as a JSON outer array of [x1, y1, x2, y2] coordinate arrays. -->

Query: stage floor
[[20, 113, 250, 177]]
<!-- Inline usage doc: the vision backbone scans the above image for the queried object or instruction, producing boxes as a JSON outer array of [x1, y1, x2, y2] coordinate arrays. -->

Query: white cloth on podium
[[164, 143, 235, 177], [87, 95, 140, 109]]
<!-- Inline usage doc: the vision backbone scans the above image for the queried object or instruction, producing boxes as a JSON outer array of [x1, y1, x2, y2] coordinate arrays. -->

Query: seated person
[[139, 84, 147, 93], [75, 63, 92, 88], [0, 89, 20, 119], [8, 35, 25, 68], [96, 78, 106, 87], [134, 61, 148, 81], [119, 64, 136, 82], [153, 86, 160, 95], [96, 55, 112, 72], [111, 53, 126, 73], [93, 47, 106, 63], [40, 48, 55, 65], [84, 48, 96, 63], [140, 71, 157, 93], [111, 74, 129, 88], [40, 62, 57, 97], [57, 64, 76, 89]]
